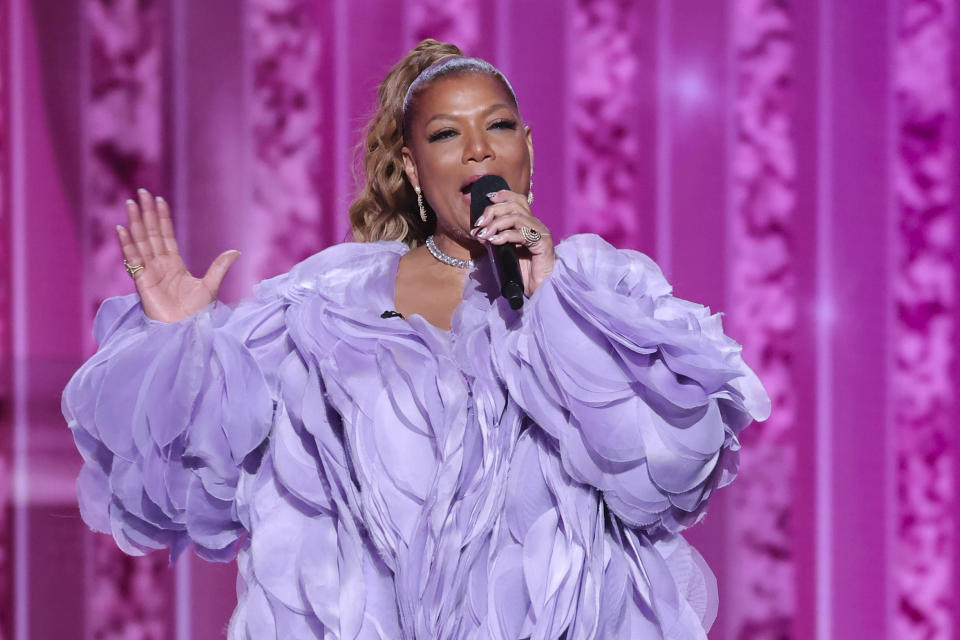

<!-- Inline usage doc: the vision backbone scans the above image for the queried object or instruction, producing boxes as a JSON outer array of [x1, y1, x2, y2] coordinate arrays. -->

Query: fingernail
[[138, 188, 147, 195], [115, 225, 124, 233], [474, 215, 485, 227], [469, 227, 478, 236], [485, 191, 498, 199], [477, 228, 487, 238], [157, 196, 165, 203], [125, 199, 135, 206]]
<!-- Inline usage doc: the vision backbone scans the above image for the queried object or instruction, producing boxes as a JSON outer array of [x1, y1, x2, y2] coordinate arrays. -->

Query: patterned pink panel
[[85, 0, 172, 638], [727, 0, 797, 637], [90, 539, 173, 640], [406, 0, 480, 54], [85, 0, 167, 318], [248, 0, 331, 280], [568, 0, 646, 249], [893, 1, 955, 638]]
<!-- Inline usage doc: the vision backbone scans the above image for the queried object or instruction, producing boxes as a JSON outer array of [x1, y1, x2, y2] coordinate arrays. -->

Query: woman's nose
[[462, 130, 494, 163]]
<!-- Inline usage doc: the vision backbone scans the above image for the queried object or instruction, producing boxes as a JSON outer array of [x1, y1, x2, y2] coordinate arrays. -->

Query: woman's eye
[[427, 120, 517, 143], [428, 129, 455, 142]]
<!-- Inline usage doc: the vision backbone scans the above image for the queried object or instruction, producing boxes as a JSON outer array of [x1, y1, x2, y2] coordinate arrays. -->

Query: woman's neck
[[432, 229, 485, 263], [394, 244, 469, 331]]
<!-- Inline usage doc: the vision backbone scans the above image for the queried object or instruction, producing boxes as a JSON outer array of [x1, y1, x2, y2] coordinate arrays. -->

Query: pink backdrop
[[2, 0, 958, 638]]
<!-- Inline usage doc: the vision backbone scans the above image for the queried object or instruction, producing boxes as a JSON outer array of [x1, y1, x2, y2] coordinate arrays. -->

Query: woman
[[63, 39, 770, 639]]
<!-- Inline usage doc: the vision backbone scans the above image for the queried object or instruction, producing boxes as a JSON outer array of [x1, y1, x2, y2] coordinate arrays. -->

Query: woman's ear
[[401, 146, 419, 188]]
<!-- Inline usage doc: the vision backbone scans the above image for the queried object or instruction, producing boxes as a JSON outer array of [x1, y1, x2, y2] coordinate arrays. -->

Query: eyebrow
[[425, 103, 514, 126]]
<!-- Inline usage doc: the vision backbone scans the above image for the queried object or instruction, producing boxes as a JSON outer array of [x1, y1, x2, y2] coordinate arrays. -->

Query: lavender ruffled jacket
[[62, 234, 770, 640]]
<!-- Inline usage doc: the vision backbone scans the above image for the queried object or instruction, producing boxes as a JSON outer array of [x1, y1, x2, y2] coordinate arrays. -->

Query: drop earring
[[527, 173, 534, 206], [415, 185, 427, 222]]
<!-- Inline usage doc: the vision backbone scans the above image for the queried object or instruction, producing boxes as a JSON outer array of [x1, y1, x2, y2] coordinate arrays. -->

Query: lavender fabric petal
[[491, 233, 771, 536]]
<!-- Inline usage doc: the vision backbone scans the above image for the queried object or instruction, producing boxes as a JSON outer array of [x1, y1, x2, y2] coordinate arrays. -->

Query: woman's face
[[401, 73, 533, 240]]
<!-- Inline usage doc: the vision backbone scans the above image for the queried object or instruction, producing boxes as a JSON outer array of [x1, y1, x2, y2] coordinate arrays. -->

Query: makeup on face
[[405, 74, 531, 232]]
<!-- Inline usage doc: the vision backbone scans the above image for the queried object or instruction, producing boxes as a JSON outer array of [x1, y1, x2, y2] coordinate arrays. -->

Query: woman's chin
[[435, 209, 477, 240]]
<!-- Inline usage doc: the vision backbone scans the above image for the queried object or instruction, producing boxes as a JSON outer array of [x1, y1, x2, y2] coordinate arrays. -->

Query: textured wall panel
[[407, 0, 481, 53], [727, 0, 797, 637], [84, 0, 172, 638], [568, 0, 651, 250], [248, 0, 330, 280], [894, 1, 956, 638]]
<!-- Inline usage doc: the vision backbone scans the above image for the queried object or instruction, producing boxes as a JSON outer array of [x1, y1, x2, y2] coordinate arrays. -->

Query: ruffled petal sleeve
[[62, 273, 293, 562], [490, 233, 771, 535]]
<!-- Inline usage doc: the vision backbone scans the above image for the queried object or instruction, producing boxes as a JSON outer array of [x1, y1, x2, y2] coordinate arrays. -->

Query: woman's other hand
[[469, 188, 555, 296], [116, 188, 240, 323]]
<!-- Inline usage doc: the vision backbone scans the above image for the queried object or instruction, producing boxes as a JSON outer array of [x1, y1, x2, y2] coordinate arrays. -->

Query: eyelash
[[428, 119, 517, 143]]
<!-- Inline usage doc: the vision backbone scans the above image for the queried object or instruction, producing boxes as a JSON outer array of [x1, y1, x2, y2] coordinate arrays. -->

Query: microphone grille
[[469, 175, 510, 223]]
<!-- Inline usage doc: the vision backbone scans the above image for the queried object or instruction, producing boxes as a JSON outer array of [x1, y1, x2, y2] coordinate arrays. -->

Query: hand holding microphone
[[469, 175, 555, 307]]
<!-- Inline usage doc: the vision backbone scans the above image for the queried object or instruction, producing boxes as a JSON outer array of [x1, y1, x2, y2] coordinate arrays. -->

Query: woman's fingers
[[137, 188, 167, 256], [475, 210, 521, 235], [486, 228, 526, 246], [473, 195, 527, 224], [156, 196, 180, 255], [115, 225, 146, 278], [200, 249, 241, 296], [126, 197, 155, 260], [473, 209, 545, 242], [487, 227, 549, 249]]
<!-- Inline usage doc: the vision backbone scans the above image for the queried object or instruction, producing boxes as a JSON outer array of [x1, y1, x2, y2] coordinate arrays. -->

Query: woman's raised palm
[[117, 188, 240, 323]]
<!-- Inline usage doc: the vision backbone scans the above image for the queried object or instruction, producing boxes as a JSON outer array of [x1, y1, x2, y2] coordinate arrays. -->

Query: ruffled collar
[[338, 240, 514, 341], [278, 238, 525, 366]]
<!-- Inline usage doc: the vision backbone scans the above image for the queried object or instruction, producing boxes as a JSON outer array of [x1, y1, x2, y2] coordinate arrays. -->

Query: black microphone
[[470, 175, 524, 310]]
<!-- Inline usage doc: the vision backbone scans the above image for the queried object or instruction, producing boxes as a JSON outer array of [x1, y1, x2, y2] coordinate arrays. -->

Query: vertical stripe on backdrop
[[0, 0, 12, 633], [496, 0, 566, 240], [170, 3, 191, 632], [811, 2, 840, 637], [821, 1, 893, 637], [815, 2, 835, 636], [893, 1, 956, 638], [0, 0, 20, 640], [334, 0, 404, 245], [9, 0, 25, 637], [655, 0, 672, 278], [659, 1, 732, 633], [333, 0, 350, 245], [11, 0, 31, 637], [174, 0, 250, 304]]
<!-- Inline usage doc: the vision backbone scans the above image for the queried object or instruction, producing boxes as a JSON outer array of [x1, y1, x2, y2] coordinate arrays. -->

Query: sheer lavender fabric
[[62, 234, 770, 640]]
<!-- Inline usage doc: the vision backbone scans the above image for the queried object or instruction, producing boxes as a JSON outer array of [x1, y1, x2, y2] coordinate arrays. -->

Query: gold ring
[[520, 226, 542, 246], [124, 259, 144, 278]]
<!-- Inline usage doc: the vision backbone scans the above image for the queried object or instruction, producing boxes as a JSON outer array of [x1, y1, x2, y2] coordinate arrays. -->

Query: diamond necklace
[[425, 235, 475, 269]]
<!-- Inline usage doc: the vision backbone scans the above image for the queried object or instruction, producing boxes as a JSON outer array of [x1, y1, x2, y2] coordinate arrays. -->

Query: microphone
[[470, 175, 524, 310]]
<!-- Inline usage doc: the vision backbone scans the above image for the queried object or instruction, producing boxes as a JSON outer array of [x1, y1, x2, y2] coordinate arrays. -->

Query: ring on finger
[[520, 226, 542, 246], [124, 259, 144, 278]]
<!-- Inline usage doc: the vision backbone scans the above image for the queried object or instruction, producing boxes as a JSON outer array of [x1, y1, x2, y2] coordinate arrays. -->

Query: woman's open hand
[[117, 188, 240, 323]]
